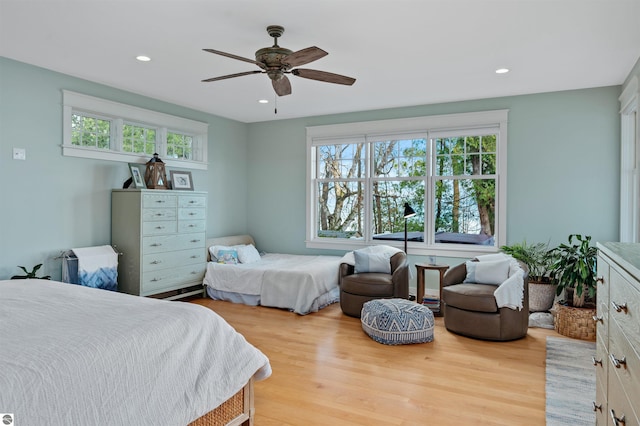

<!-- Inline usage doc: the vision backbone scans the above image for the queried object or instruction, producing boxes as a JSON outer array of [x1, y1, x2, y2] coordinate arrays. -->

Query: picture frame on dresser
[[128, 163, 146, 188], [170, 170, 194, 190]]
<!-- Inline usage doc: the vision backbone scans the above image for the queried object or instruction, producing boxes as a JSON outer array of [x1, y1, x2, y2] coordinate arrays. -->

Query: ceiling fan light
[[258, 99, 269, 104], [136, 55, 151, 62], [495, 68, 509, 74]]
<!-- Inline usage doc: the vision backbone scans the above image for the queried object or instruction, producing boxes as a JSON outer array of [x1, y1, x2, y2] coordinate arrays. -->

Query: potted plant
[[501, 240, 557, 312], [548, 234, 598, 341], [10, 264, 51, 280], [549, 234, 597, 308]]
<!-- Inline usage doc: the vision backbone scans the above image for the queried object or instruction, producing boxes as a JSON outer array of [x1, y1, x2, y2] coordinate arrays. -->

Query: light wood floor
[[191, 299, 560, 426]]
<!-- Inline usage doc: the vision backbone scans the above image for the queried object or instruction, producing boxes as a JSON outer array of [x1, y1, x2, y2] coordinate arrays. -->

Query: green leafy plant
[[500, 240, 556, 283], [11, 264, 51, 280], [549, 234, 597, 307]]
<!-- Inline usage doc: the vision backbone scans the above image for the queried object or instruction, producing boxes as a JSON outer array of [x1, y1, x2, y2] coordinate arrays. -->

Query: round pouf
[[361, 298, 435, 345]]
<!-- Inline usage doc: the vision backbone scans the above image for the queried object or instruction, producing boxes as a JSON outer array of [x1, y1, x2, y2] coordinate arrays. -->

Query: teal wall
[[0, 56, 624, 286], [246, 87, 621, 256], [0, 57, 249, 280]]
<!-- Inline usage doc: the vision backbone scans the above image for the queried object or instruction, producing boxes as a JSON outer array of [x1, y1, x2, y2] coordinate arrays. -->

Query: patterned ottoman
[[361, 298, 435, 345]]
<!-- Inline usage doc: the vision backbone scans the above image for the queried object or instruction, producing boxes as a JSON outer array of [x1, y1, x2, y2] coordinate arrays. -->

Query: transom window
[[306, 110, 508, 257], [62, 91, 208, 170]]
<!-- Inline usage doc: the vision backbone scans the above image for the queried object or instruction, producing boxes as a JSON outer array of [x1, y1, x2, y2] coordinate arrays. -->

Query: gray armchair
[[441, 260, 529, 341], [339, 252, 409, 318]]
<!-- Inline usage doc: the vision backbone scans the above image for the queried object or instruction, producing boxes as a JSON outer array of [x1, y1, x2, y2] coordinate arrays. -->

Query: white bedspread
[[204, 253, 342, 315], [0, 279, 271, 426]]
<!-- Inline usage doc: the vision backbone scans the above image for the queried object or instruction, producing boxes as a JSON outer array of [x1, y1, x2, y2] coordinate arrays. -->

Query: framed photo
[[170, 170, 194, 191], [128, 163, 146, 188]]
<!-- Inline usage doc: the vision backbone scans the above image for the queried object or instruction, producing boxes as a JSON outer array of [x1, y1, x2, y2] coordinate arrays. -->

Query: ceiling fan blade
[[203, 48, 265, 68], [202, 70, 263, 82], [291, 68, 356, 86], [282, 46, 328, 67], [272, 76, 292, 96]]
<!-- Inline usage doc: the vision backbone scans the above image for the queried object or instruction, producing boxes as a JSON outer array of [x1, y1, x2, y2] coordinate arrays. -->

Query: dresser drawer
[[607, 362, 640, 426], [179, 195, 206, 208], [610, 268, 640, 350], [142, 232, 206, 254], [141, 263, 205, 295], [178, 219, 206, 234], [608, 319, 640, 411], [143, 208, 177, 222], [178, 207, 206, 221], [143, 193, 177, 208], [142, 248, 205, 272], [595, 377, 607, 426], [595, 338, 608, 392], [143, 220, 177, 236]]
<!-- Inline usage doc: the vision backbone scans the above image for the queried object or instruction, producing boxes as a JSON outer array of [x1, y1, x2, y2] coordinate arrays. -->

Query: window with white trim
[[306, 110, 508, 257], [62, 91, 208, 170]]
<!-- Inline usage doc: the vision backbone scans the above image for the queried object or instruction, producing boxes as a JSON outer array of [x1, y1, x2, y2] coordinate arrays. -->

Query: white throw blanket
[[71, 245, 118, 290], [476, 253, 525, 310], [204, 253, 342, 315], [0, 279, 271, 426]]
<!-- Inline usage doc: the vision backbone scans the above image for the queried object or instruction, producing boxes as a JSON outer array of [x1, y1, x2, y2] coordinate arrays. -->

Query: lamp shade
[[403, 203, 416, 218]]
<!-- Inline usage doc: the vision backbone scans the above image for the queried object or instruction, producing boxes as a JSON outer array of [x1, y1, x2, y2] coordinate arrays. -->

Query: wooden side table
[[415, 263, 449, 316]]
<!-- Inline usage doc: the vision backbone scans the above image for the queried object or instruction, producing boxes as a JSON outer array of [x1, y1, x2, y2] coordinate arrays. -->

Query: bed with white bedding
[[0, 278, 271, 426], [203, 235, 342, 315]]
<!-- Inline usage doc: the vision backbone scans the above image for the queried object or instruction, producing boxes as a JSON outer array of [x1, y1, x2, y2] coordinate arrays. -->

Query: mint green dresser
[[111, 189, 207, 299]]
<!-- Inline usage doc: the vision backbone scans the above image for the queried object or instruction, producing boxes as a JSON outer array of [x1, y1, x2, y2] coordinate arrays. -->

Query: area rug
[[546, 336, 596, 425]]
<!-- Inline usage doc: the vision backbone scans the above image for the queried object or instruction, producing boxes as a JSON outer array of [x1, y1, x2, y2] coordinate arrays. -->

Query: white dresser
[[595, 242, 640, 426], [112, 189, 207, 300]]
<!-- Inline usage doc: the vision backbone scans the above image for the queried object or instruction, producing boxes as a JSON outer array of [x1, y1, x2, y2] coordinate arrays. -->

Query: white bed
[[0, 278, 271, 426], [203, 235, 342, 315]]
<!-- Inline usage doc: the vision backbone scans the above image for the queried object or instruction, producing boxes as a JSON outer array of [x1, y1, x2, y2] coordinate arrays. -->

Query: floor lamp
[[403, 203, 416, 253]]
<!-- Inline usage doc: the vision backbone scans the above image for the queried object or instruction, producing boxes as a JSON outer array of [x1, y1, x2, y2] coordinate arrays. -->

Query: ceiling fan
[[202, 25, 356, 96]]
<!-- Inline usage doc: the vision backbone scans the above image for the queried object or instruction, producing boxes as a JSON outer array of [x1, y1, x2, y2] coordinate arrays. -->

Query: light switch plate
[[13, 148, 26, 160]]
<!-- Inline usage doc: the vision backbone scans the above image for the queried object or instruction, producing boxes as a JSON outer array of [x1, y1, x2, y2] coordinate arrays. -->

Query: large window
[[306, 110, 508, 257], [62, 91, 208, 170]]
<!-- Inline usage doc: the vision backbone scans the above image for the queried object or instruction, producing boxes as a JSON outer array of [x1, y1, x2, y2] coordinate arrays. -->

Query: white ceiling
[[1, 0, 639, 123]]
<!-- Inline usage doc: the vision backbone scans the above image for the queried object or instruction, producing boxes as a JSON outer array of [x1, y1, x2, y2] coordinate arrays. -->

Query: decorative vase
[[528, 281, 557, 312]]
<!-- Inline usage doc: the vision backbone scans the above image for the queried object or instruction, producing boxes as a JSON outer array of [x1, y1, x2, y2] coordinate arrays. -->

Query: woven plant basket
[[553, 303, 596, 341], [528, 281, 557, 312]]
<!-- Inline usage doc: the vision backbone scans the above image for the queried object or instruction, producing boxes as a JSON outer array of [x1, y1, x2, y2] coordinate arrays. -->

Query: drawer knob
[[592, 356, 603, 366], [611, 301, 628, 313], [155, 213, 164, 217], [189, 212, 196, 216], [596, 276, 605, 284], [151, 260, 162, 265], [592, 315, 603, 323], [151, 278, 161, 282], [593, 402, 602, 412], [191, 239, 200, 243], [189, 224, 195, 227], [190, 255, 198, 258], [156, 200, 165, 203], [150, 243, 162, 247], [610, 409, 626, 425], [155, 226, 164, 230], [189, 200, 196, 204], [609, 353, 627, 369]]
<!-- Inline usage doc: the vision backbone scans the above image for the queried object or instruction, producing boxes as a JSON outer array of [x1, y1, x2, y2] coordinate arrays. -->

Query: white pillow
[[237, 244, 261, 264], [464, 259, 511, 285], [354, 250, 391, 274]]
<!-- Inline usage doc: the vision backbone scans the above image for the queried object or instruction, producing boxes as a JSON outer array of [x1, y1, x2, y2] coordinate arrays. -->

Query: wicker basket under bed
[[553, 303, 596, 341], [189, 380, 254, 426]]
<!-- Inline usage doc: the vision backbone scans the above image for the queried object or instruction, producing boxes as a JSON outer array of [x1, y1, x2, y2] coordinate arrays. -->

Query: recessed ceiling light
[[495, 68, 510, 74], [258, 99, 269, 104], [136, 55, 151, 62]]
